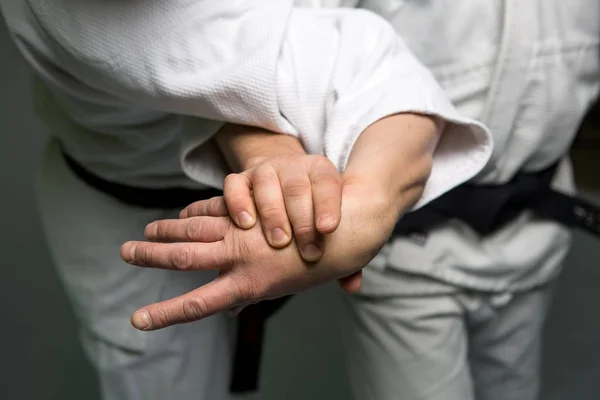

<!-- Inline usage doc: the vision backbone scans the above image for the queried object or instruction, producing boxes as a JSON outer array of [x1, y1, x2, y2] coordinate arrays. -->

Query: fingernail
[[127, 244, 137, 264], [131, 311, 152, 330], [302, 244, 322, 261], [237, 211, 255, 228], [270, 228, 289, 246], [121, 243, 136, 264], [145, 223, 158, 239], [317, 214, 336, 231]]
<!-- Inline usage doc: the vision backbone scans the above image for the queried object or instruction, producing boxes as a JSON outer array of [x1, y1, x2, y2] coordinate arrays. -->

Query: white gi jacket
[[354, 0, 600, 294], [0, 0, 491, 212], [2, 0, 597, 292]]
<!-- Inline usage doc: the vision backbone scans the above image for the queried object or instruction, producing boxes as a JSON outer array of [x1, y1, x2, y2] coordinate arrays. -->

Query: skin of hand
[[214, 124, 343, 262], [212, 114, 442, 291], [121, 113, 443, 330], [122, 185, 396, 331]]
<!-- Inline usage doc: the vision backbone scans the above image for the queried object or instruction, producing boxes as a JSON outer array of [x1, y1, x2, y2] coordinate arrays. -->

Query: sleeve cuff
[[323, 71, 493, 211], [179, 117, 229, 190]]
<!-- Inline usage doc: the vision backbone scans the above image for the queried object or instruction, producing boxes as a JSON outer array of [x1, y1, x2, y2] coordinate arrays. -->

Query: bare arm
[[214, 125, 305, 172], [214, 112, 442, 238], [119, 113, 444, 329], [343, 113, 444, 218]]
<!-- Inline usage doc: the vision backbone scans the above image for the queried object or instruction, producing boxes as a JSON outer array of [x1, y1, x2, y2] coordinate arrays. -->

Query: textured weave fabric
[[1, 0, 491, 210]]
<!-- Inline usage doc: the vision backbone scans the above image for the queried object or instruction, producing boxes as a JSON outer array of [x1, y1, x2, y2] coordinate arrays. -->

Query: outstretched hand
[[121, 113, 440, 331], [121, 186, 397, 331]]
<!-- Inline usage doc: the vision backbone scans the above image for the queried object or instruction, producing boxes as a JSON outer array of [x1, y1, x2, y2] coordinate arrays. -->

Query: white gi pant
[[36, 138, 556, 400], [341, 272, 553, 400]]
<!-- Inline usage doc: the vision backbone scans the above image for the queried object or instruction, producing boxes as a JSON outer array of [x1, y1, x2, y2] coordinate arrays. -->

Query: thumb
[[337, 270, 362, 294]]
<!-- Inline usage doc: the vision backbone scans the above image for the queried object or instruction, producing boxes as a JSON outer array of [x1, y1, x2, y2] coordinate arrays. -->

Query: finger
[[309, 159, 342, 234], [120, 241, 230, 271], [130, 277, 244, 330], [252, 164, 292, 248], [179, 196, 229, 219], [279, 170, 321, 261], [223, 173, 257, 229], [145, 216, 231, 243], [337, 271, 363, 294]]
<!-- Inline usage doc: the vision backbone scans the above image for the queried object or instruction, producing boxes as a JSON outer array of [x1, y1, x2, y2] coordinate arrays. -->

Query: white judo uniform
[[0, 0, 598, 399]]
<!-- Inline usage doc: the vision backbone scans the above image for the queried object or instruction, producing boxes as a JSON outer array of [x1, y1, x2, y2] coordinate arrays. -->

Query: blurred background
[[1, 19, 600, 400]]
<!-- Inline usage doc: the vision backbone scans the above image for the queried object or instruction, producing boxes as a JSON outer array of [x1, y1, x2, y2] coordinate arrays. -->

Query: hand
[[121, 184, 397, 331], [215, 154, 342, 262], [121, 113, 439, 330], [180, 194, 362, 295]]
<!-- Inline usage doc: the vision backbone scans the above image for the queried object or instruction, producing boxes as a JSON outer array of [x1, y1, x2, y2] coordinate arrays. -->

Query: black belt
[[62, 151, 600, 393], [394, 163, 600, 238], [63, 153, 291, 393]]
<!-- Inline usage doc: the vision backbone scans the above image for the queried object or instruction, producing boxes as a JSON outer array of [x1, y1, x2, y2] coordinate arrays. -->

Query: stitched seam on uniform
[[534, 40, 600, 57], [429, 56, 497, 81]]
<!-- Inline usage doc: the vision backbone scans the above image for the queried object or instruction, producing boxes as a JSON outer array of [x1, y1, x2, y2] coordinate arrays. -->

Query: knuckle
[[209, 197, 227, 216], [224, 173, 241, 188], [312, 154, 336, 169], [185, 219, 203, 240], [282, 177, 311, 199], [153, 307, 171, 328], [226, 193, 249, 209], [293, 223, 315, 238], [153, 221, 168, 238], [311, 156, 340, 179], [258, 205, 285, 222], [186, 205, 199, 217], [232, 233, 253, 263], [253, 164, 277, 184], [182, 202, 201, 218], [228, 229, 262, 267], [183, 297, 209, 321], [138, 245, 155, 265], [312, 171, 341, 187], [170, 246, 194, 270]]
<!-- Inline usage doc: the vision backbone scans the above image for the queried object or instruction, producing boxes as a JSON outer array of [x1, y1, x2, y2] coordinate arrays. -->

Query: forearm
[[343, 113, 444, 217], [214, 124, 306, 172], [215, 113, 442, 227], [17, 0, 490, 197], [307, 114, 443, 272]]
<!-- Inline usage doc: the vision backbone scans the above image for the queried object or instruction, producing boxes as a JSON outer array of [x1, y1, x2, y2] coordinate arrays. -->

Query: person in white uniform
[[0, 1, 597, 400], [118, 1, 600, 400], [0, 0, 492, 399]]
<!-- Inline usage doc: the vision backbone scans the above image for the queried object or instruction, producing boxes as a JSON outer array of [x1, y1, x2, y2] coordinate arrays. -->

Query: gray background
[[1, 20, 600, 400]]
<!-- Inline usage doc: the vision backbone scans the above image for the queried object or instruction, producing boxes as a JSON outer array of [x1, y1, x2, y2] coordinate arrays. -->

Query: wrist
[[244, 149, 303, 170], [341, 178, 404, 230], [315, 182, 399, 272], [342, 112, 440, 214], [215, 124, 306, 172], [344, 153, 431, 211], [240, 136, 306, 170]]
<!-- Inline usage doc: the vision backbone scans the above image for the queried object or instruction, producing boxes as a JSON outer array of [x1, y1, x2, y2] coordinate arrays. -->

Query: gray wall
[[1, 19, 600, 400]]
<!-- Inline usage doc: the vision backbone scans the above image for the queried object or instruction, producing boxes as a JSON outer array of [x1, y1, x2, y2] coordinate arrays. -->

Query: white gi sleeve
[[17, 0, 492, 208]]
